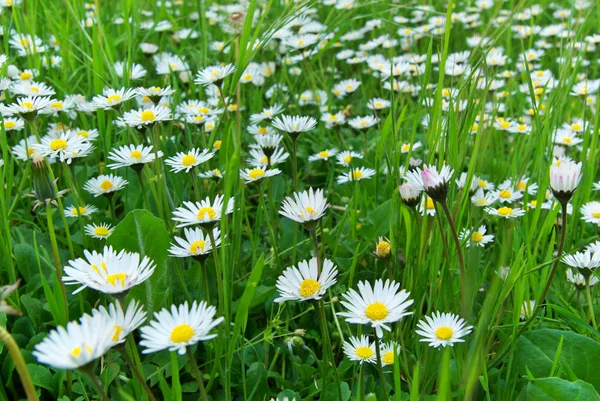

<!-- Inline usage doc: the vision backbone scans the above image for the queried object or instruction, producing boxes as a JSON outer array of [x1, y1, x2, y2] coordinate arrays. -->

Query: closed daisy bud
[[549, 160, 582, 203], [31, 153, 58, 207], [398, 182, 421, 208]]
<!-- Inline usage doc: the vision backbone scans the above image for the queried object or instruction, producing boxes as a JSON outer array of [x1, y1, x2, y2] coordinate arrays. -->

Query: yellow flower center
[[194, 115, 205, 122], [257, 127, 268, 134], [182, 154, 197, 166], [471, 232, 483, 242], [213, 140, 222, 149], [328, 115, 338, 121], [130, 150, 143, 160], [71, 206, 87, 215], [401, 144, 410, 152], [343, 155, 352, 164], [355, 346, 374, 359], [100, 180, 114, 191], [77, 130, 89, 138], [112, 325, 124, 342], [19, 72, 32, 80], [572, 123, 582, 131], [197, 207, 216, 220], [50, 139, 68, 151], [150, 86, 161, 92], [4, 121, 17, 129], [498, 190, 511, 199], [377, 241, 391, 257], [517, 181, 527, 191], [27, 147, 35, 156], [500, 121, 511, 129], [426, 198, 435, 209], [435, 326, 454, 340], [248, 169, 265, 180], [365, 302, 388, 321], [530, 200, 538, 207], [94, 226, 110, 237], [497, 207, 513, 216], [260, 156, 268, 164], [592, 212, 600, 218], [105, 273, 128, 286], [107, 94, 121, 104], [299, 278, 321, 298], [351, 170, 363, 180], [30, 86, 39, 93], [170, 324, 195, 343], [319, 151, 329, 158], [212, 169, 221, 176], [51, 102, 63, 109], [141, 110, 156, 122], [563, 137, 572, 144], [20, 38, 30, 46], [189, 240, 206, 255], [382, 350, 394, 365]]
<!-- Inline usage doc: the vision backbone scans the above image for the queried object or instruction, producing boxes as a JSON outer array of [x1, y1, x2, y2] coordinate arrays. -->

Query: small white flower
[[486, 206, 526, 219], [139, 301, 224, 355], [165, 148, 214, 173], [338, 279, 413, 338], [64, 204, 99, 218], [119, 105, 172, 128], [169, 227, 221, 258], [271, 115, 317, 134], [308, 148, 338, 162], [459, 225, 494, 247], [240, 166, 281, 183], [275, 257, 337, 302], [83, 174, 128, 197], [337, 167, 376, 184], [107, 144, 163, 169], [415, 312, 473, 348], [90, 300, 146, 345], [84, 223, 113, 239], [279, 187, 329, 224], [581, 201, 600, 225], [549, 159, 582, 199], [172, 195, 235, 228], [195, 64, 236, 87], [342, 335, 377, 364], [336, 150, 363, 166]]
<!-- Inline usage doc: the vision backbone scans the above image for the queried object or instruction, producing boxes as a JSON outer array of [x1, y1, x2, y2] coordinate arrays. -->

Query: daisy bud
[[291, 336, 304, 348], [374, 237, 391, 259], [398, 183, 421, 208], [31, 154, 57, 205], [421, 165, 453, 202], [549, 160, 582, 204], [0, 279, 22, 316]]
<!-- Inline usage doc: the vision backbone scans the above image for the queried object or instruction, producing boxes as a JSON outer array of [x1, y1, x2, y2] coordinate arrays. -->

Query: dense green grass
[[1, 0, 600, 400]]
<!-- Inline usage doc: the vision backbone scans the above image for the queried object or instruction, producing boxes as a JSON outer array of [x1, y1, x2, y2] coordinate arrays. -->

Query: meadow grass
[[1, 0, 600, 400]]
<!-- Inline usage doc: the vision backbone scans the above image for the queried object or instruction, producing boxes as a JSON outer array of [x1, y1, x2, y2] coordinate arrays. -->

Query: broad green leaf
[[27, 364, 54, 393], [516, 329, 600, 391], [107, 210, 170, 315], [526, 378, 600, 401]]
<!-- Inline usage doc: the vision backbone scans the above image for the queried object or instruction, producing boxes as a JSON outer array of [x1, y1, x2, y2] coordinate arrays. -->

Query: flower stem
[[586, 277, 597, 329], [46, 204, 68, 321], [80, 369, 110, 401], [258, 182, 281, 269], [439, 200, 467, 316], [119, 347, 158, 401], [0, 327, 39, 401], [207, 228, 224, 316], [315, 300, 342, 401], [291, 136, 298, 192], [374, 335, 390, 401], [309, 227, 321, 275], [186, 347, 209, 401], [135, 168, 151, 210]]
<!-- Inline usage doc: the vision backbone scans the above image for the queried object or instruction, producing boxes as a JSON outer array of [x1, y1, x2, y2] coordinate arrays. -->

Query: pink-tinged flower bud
[[398, 183, 421, 207], [550, 160, 582, 203]]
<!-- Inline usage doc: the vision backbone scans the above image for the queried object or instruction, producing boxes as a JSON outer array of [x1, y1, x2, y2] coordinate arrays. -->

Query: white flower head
[[415, 311, 473, 348], [279, 187, 328, 226], [343, 335, 377, 364], [275, 257, 337, 303]]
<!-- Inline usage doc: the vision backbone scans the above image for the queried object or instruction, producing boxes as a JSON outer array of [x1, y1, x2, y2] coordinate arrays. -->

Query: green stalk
[[186, 347, 209, 401], [0, 327, 39, 401], [374, 335, 390, 401], [257, 182, 281, 268], [585, 277, 597, 329], [80, 369, 110, 401], [46, 204, 69, 319], [439, 200, 467, 316], [119, 347, 158, 401]]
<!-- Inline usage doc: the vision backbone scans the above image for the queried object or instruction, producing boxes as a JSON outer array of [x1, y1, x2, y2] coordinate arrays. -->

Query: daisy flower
[[374, 237, 392, 259], [338, 279, 413, 338], [419, 196, 437, 216], [33, 314, 115, 370], [83, 174, 128, 197], [336, 150, 363, 166], [135, 86, 176, 103], [367, 98, 391, 111], [279, 187, 328, 226], [169, 227, 221, 260], [0, 96, 54, 120], [198, 168, 224, 181], [521, 300, 536, 320], [342, 335, 377, 364], [405, 164, 454, 202], [139, 301, 224, 355], [172, 195, 235, 228], [562, 250, 600, 276], [321, 111, 346, 128], [2, 117, 25, 132], [348, 115, 379, 130], [275, 257, 338, 303], [240, 166, 281, 184], [459, 225, 494, 247], [337, 167, 376, 184], [486, 206, 525, 219], [271, 115, 317, 137], [471, 188, 498, 207], [91, 87, 136, 109], [308, 148, 338, 162], [90, 300, 146, 345], [84, 223, 113, 240], [63, 246, 156, 295], [378, 342, 400, 366], [165, 148, 214, 173], [248, 147, 289, 167], [107, 144, 163, 170], [119, 105, 172, 129], [400, 141, 422, 154], [64, 204, 99, 218], [566, 269, 599, 289], [195, 64, 236, 87], [494, 187, 523, 203], [581, 201, 600, 225], [33, 133, 93, 164], [415, 312, 473, 348]]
